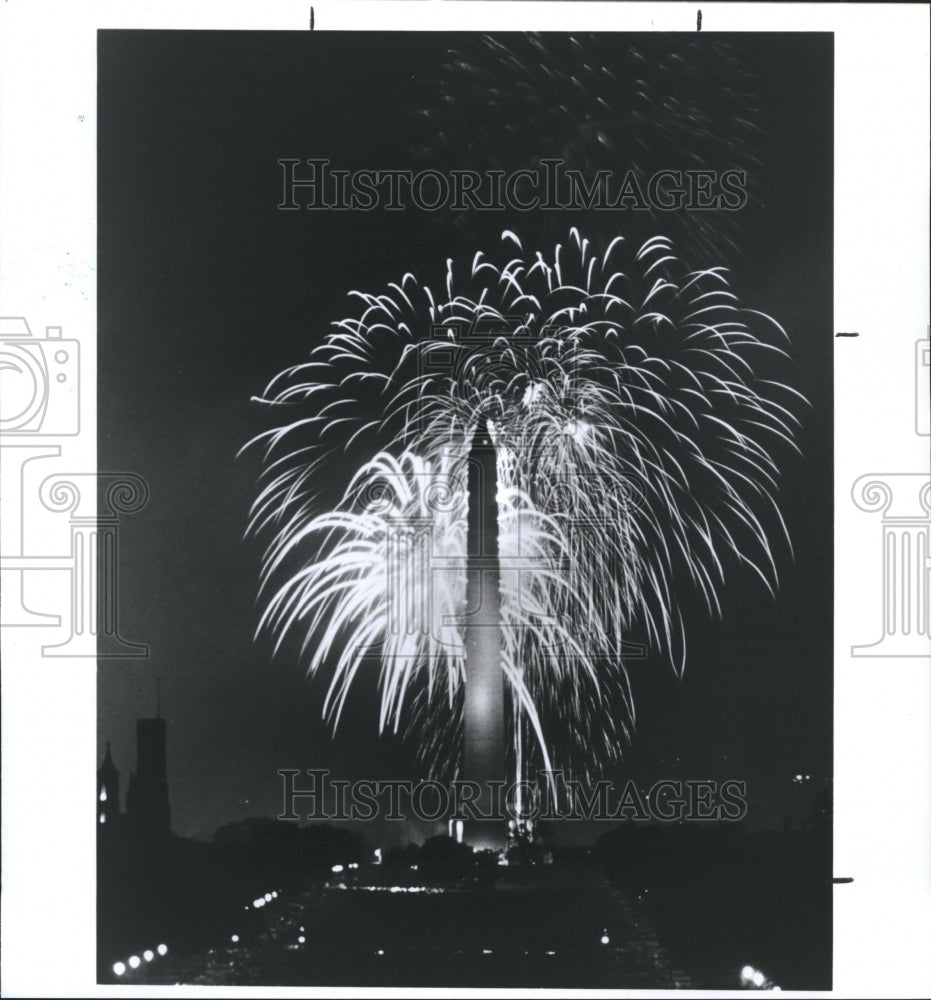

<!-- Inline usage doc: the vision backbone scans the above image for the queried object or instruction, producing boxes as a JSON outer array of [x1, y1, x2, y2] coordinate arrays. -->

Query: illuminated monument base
[[463, 819, 508, 853]]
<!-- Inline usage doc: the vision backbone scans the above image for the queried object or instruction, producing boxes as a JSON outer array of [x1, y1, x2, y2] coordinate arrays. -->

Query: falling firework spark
[[417, 33, 768, 262], [247, 228, 804, 785]]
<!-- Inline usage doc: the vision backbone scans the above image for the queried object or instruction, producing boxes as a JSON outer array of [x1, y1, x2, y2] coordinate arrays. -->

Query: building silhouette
[[98, 688, 172, 843], [126, 715, 171, 839]]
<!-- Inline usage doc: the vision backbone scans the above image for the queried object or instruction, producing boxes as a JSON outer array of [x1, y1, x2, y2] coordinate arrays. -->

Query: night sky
[[97, 31, 833, 844]]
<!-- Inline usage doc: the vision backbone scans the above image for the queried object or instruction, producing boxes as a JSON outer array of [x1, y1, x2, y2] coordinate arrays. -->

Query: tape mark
[[835, 332, 860, 338]]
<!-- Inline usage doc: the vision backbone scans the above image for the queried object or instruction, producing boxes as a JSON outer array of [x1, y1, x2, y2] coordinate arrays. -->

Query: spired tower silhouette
[[462, 426, 507, 850]]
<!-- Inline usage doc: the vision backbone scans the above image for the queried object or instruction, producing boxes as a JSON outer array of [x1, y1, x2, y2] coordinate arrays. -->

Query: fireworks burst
[[247, 228, 804, 784]]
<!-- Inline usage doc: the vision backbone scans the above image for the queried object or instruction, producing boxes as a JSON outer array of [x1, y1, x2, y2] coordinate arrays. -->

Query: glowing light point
[[264, 892, 272, 902], [331, 864, 344, 874], [563, 419, 592, 445], [600, 934, 610, 945], [128, 956, 141, 969], [298, 935, 306, 944], [112, 962, 126, 976], [751, 970, 765, 987], [231, 935, 239, 943], [143, 949, 154, 962], [157, 944, 168, 956], [522, 381, 544, 408]]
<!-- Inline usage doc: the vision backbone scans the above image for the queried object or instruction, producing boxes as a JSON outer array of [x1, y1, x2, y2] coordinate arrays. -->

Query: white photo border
[[1, 2, 929, 997]]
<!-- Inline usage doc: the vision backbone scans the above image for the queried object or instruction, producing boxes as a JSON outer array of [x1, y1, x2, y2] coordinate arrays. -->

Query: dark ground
[[99, 820, 830, 990]]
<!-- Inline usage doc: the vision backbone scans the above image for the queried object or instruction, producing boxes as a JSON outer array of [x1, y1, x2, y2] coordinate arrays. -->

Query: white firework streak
[[246, 229, 805, 783]]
